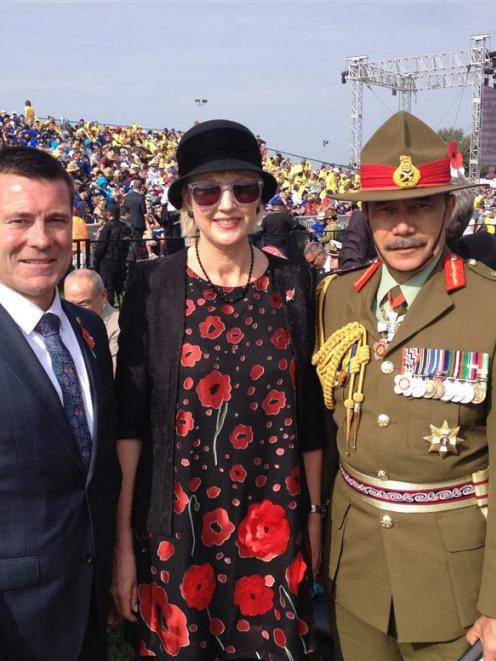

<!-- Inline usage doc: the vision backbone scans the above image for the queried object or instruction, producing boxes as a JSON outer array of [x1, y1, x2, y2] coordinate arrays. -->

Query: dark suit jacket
[[123, 190, 146, 231], [450, 232, 496, 270], [115, 249, 325, 535], [0, 301, 120, 661], [339, 209, 377, 270]]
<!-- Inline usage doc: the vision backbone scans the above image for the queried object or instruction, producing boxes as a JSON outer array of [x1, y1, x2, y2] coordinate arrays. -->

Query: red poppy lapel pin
[[76, 317, 96, 358], [285, 289, 295, 302]]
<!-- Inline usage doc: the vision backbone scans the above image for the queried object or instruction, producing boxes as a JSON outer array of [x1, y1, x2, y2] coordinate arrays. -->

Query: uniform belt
[[339, 461, 489, 514]]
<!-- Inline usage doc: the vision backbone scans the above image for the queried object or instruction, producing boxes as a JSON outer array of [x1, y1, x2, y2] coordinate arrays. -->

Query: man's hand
[[466, 614, 496, 660]]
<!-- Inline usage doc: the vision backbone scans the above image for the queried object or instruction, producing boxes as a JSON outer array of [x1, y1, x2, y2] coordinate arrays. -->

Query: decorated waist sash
[[339, 461, 488, 514]]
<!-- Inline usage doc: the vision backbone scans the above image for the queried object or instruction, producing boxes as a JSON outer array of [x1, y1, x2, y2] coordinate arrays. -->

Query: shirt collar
[[376, 252, 442, 309], [0, 283, 63, 335]]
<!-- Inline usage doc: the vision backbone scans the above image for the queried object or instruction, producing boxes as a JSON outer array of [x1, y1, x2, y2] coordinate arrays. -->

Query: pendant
[[423, 420, 463, 457]]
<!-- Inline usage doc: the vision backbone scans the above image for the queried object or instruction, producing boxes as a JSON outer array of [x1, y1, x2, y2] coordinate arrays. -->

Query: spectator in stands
[[64, 269, 120, 373], [93, 204, 131, 305], [123, 177, 146, 241], [260, 202, 294, 256]]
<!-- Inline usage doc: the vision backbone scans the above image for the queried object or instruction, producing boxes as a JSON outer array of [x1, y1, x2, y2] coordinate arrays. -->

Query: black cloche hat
[[168, 119, 278, 209]]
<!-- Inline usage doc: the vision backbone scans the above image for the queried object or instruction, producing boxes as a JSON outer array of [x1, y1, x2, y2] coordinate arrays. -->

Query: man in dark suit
[[123, 178, 146, 240], [0, 146, 120, 661]]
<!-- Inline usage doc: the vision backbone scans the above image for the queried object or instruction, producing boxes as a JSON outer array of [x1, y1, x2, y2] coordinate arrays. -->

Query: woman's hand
[[307, 512, 323, 579], [111, 538, 138, 622]]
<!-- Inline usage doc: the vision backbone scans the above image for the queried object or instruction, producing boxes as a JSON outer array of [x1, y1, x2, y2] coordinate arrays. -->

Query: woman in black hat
[[112, 120, 325, 659]]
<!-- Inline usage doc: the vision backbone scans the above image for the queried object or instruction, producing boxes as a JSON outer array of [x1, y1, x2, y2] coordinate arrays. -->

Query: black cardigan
[[115, 249, 325, 534]]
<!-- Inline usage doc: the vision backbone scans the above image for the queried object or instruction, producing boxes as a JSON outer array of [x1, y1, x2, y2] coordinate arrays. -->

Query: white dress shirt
[[0, 283, 95, 437]]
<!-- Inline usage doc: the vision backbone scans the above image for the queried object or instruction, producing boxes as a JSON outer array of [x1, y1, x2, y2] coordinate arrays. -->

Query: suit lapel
[[62, 301, 103, 481], [0, 304, 86, 473]]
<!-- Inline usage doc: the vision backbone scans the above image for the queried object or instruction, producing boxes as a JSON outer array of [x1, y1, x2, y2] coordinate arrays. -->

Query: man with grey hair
[[304, 241, 331, 273], [64, 269, 120, 373]]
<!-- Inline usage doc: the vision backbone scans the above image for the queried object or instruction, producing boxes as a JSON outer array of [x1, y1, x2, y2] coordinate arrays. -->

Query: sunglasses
[[187, 180, 263, 207]]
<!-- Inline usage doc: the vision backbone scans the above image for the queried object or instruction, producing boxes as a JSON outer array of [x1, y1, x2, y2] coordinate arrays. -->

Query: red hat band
[[360, 156, 451, 191]]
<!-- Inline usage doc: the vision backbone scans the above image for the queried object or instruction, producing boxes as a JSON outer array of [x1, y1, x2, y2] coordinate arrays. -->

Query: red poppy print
[[286, 551, 307, 595], [271, 328, 290, 350], [157, 541, 174, 562], [209, 618, 225, 635], [250, 364, 264, 381], [229, 424, 254, 449], [201, 508, 235, 547], [199, 315, 225, 340], [175, 409, 194, 437], [289, 357, 296, 389], [274, 628, 287, 648], [255, 275, 270, 291], [137, 640, 156, 656], [269, 292, 283, 309], [203, 288, 217, 301], [196, 370, 232, 409], [285, 465, 300, 496], [185, 299, 196, 317], [180, 563, 216, 611], [138, 583, 189, 656], [262, 389, 286, 416], [233, 575, 274, 616], [172, 481, 188, 514], [230, 464, 247, 482], [237, 499, 291, 561], [226, 327, 245, 344], [180, 343, 202, 368]]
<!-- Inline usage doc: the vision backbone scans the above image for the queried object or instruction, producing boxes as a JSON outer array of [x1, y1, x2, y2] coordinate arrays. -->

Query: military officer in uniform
[[314, 111, 496, 660]]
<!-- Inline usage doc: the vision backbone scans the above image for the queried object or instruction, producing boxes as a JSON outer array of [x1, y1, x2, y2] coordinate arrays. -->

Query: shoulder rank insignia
[[353, 260, 382, 292], [393, 155, 421, 189], [444, 253, 466, 293]]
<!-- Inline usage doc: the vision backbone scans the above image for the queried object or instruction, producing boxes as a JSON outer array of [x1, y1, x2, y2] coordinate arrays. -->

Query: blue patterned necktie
[[35, 313, 92, 468]]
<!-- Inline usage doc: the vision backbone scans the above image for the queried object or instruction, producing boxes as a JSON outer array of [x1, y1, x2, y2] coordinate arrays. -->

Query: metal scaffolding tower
[[342, 35, 494, 180]]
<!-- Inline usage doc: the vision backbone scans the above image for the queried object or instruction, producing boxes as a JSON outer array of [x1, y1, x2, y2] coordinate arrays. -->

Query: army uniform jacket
[[321, 256, 496, 643]]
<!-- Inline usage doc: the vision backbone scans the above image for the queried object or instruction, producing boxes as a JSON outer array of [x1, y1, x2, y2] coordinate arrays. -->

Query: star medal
[[423, 420, 463, 457]]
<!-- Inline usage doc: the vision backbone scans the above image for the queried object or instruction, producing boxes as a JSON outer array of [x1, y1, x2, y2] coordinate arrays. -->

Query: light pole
[[195, 98, 208, 122]]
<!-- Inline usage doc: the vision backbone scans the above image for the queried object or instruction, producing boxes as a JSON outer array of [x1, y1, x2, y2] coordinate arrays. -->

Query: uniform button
[[468, 259, 477, 266], [380, 361, 395, 375], [377, 414, 390, 428], [381, 515, 394, 529], [376, 470, 389, 480], [81, 553, 94, 565]]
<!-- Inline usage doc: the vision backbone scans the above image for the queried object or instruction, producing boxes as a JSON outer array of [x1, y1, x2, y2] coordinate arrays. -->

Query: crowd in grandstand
[[1, 100, 496, 256]]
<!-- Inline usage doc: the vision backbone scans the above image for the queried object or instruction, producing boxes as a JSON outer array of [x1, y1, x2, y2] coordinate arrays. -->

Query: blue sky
[[1, 0, 495, 164]]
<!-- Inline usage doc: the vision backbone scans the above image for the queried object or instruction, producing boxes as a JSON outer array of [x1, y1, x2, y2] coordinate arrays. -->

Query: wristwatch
[[309, 503, 327, 515]]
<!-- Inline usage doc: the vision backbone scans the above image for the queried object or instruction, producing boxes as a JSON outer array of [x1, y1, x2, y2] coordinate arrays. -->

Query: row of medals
[[375, 311, 487, 405]]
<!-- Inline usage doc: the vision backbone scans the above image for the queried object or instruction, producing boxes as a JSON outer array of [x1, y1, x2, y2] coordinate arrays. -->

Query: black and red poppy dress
[[134, 267, 315, 660]]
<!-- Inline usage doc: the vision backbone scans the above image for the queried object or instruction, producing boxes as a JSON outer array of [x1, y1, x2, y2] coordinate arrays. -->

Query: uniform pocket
[[436, 507, 485, 627], [0, 556, 40, 591]]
